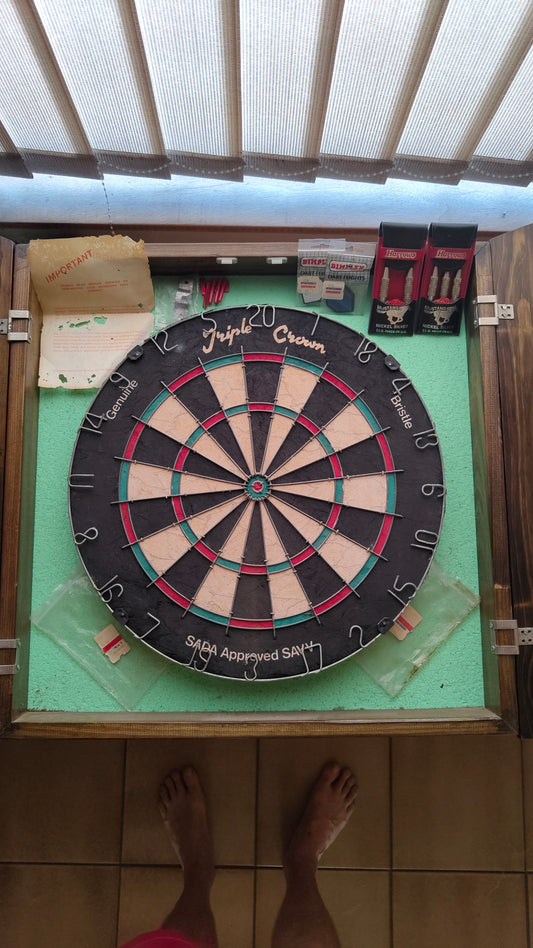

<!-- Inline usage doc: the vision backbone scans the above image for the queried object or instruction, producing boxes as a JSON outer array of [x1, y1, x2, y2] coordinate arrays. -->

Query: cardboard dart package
[[297, 238, 345, 303], [322, 243, 374, 314], [297, 239, 373, 313], [369, 223, 427, 335], [415, 224, 478, 335]]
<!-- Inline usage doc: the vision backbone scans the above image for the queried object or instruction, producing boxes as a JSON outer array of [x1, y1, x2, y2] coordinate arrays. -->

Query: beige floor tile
[[256, 737, 390, 868], [255, 868, 390, 948], [392, 735, 524, 871], [522, 742, 533, 867], [0, 739, 125, 863], [122, 738, 256, 866], [0, 864, 119, 948], [117, 866, 254, 948], [393, 871, 528, 948]]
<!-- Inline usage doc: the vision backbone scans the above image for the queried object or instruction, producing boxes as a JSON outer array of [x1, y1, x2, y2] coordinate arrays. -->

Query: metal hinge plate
[[474, 295, 514, 327], [0, 638, 20, 676], [0, 310, 32, 342], [490, 620, 533, 655]]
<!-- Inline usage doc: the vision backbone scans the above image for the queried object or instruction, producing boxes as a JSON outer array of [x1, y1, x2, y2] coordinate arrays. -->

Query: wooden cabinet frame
[[1, 225, 531, 738]]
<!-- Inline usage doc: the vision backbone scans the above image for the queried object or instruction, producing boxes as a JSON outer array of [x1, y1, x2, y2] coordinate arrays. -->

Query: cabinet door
[[0, 244, 41, 729], [0, 237, 14, 556], [489, 223, 533, 735], [0, 237, 14, 727]]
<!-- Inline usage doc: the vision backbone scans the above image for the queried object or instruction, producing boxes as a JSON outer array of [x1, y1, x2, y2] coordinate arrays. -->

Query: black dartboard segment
[[69, 306, 445, 681]]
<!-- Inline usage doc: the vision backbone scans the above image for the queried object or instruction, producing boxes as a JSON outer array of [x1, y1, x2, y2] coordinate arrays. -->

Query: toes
[[319, 761, 341, 785], [345, 782, 358, 805], [333, 766, 354, 792], [159, 781, 171, 806], [342, 773, 357, 795], [160, 770, 185, 802], [169, 770, 186, 794], [181, 765, 201, 792]]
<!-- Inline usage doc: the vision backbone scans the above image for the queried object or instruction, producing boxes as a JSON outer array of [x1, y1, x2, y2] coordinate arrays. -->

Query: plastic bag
[[31, 564, 167, 710], [354, 560, 480, 696]]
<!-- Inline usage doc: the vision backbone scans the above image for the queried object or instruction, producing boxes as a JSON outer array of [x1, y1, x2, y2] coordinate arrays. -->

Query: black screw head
[[127, 346, 144, 361]]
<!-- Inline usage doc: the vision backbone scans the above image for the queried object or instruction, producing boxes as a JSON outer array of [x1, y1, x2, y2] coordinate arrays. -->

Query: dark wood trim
[[0, 238, 15, 723], [467, 243, 518, 733], [0, 238, 14, 572], [5, 707, 507, 739], [1, 223, 502, 247], [0, 246, 42, 729], [489, 224, 533, 736]]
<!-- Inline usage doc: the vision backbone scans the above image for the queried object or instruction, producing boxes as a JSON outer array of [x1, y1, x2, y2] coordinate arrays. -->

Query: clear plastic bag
[[31, 564, 167, 710], [354, 560, 480, 696]]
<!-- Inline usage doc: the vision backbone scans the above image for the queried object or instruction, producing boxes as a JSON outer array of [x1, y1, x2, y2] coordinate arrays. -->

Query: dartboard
[[69, 305, 445, 681]]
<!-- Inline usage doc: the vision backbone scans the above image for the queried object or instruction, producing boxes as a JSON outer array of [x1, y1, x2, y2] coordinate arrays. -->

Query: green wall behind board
[[28, 276, 484, 712]]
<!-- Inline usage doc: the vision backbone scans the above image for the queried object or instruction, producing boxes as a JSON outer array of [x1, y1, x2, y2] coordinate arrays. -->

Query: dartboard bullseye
[[69, 306, 445, 680]]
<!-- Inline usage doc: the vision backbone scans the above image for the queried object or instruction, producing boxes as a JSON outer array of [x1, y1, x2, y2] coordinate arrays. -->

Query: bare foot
[[158, 766, 215, 887], [285, 762, 358, 873]]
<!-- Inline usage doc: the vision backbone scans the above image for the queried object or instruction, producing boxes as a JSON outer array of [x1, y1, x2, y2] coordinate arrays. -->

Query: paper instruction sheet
[[27, 235, 155, 388]]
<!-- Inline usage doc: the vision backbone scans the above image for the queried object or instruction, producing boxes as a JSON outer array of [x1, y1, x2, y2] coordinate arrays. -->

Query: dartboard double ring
[[69, 306, 445, 680]]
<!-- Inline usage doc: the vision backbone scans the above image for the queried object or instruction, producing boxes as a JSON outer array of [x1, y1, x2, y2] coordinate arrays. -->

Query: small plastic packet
[[297, 239, 345, 303], [354, 560, 480, 696], [31, 564, 167, 709]]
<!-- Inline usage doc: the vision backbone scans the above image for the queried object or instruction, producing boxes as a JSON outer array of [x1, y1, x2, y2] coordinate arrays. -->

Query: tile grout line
[[3, 861, 529, 875], [521, 740, 531, 948], [389, 737, 394, 948], [252, 738, 260, 948], [116, 739, 129, 948]]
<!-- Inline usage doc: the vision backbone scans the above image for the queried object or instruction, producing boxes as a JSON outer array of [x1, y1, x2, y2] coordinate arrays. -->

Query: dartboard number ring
[[69, 305, 445, 681]]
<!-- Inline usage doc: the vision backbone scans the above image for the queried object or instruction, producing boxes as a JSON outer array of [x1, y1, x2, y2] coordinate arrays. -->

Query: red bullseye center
[[246, 475, 269, 499]]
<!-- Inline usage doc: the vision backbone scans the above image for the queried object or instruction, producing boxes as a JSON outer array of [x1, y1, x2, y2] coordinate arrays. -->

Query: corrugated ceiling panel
[[321, 0, 435, 159], [0, 0, 530, 184], [0, 0, 86, 153], [240, 0, 332, 156], [475, 43, 533, 161], [135, 0, 239, 156], [398, 0, 532, 160], [33, 0, 160, 154]]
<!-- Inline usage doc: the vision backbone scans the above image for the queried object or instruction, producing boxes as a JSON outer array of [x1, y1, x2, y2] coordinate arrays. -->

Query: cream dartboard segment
[[69, 306, 445, 681]]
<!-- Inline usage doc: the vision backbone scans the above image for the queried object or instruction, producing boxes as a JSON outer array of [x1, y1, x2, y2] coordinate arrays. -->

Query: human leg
[[271, 762, 357, 948], [158, 767, 218, 948]]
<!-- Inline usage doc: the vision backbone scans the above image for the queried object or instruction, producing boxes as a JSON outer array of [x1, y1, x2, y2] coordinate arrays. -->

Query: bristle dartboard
[[69, 306, 445, 680]]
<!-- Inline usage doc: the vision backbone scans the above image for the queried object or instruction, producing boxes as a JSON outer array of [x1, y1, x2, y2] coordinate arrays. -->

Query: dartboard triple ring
[[69, 306, 445, 680]]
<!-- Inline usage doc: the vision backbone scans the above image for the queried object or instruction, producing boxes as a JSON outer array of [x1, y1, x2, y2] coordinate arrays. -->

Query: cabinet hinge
[[490, 620, 533, 655], [0, 310, 32, 342], [0, 638, 20, 676], [474, 295, 514, 327]]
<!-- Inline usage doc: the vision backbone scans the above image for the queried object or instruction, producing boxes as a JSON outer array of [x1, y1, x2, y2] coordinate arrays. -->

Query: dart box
[[415, 224, 478, 335], [0, 226, 531, 738], [369, 223, 427, 335]]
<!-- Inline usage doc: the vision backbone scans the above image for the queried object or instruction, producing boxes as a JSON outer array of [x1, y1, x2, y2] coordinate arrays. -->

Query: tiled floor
[[0, 734, 532, 947]]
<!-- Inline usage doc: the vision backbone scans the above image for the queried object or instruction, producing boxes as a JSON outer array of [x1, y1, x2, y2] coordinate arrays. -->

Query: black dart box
[[369, 222, 427, 336], [415, 223, 478, 335]]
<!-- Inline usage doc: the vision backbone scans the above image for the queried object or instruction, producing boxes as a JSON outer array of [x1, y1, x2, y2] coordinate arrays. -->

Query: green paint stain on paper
[[68, 320, 90, 328], [94, 316, 107, 325], [58, 374, 68, 383]]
